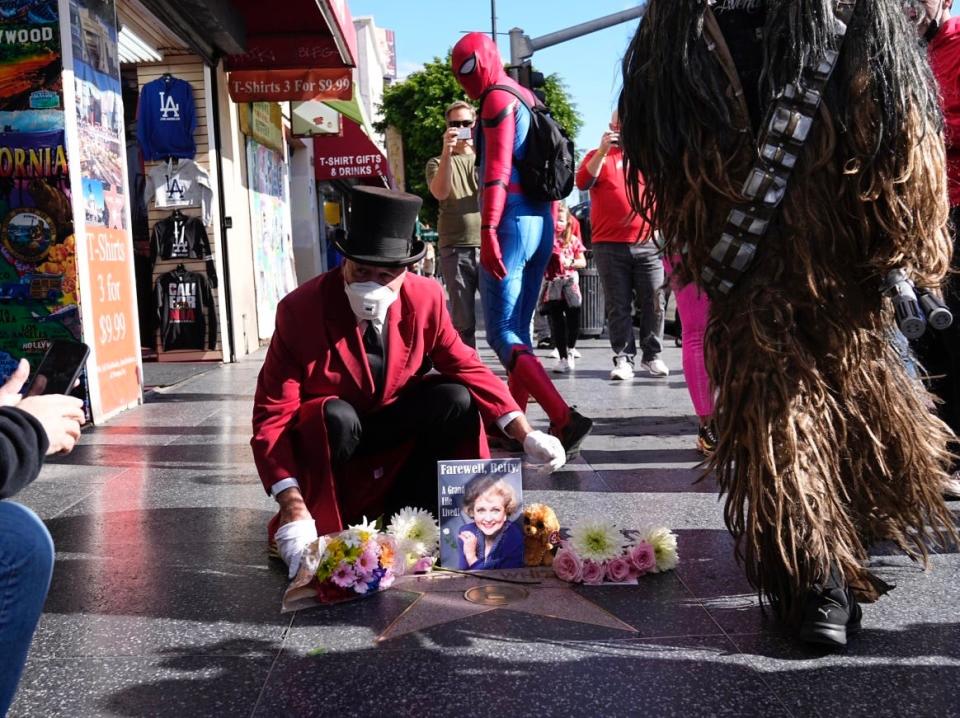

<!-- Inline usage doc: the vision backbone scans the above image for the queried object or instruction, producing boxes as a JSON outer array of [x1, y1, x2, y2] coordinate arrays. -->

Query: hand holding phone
[[17, 394, 84, 454]]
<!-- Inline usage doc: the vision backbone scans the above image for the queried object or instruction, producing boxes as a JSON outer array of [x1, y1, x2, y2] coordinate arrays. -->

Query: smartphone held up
[[25, 340, 90, 396]]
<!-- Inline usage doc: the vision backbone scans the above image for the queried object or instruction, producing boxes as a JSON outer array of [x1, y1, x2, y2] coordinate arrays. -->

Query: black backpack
[[478, 84, 575, 202]]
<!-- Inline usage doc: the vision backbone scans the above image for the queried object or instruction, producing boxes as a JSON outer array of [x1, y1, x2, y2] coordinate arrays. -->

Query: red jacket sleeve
[[251, 301, 305, 492], [575, 149, 601, 191], [426, 281, 520, 422], [480, 89, 518, 233]]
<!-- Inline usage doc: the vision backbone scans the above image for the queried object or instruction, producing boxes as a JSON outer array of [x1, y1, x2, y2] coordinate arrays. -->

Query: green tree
[[375, 56, 583, 224]]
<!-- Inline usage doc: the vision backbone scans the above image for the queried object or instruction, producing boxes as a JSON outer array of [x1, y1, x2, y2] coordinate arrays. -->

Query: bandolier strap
[[701, 0, 858, 296]]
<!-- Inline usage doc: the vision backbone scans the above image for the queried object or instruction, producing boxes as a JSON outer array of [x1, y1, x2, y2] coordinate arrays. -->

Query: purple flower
[[581, 559, 605, 585], [357, 549, 379, 573], [331, 562, 355, 588], [553, 547, 583, 583], [353, 574, 371, 594], [411, 556, 435, 573], [629, 541, 657, 577], [380, 569, 396, 589], [606, 556, 633, 582]]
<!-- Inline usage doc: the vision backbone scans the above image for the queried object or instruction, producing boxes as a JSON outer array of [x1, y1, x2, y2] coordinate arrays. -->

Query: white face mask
[[344, 280, 399, 326]]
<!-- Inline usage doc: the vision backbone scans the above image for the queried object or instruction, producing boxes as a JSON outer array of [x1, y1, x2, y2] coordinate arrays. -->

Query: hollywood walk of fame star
[[376, 567, 638, 642]]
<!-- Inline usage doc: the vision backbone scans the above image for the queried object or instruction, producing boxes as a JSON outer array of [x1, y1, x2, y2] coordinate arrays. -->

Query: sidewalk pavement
[[9, 337, 959, 717]]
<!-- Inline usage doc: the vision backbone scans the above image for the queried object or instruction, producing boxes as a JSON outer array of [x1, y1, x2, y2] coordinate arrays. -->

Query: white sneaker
[[609, 356, 634, 381], [565, 355, 576, 372], [570, 348, 581, 359], [641, 358, 670, 377], [552, 358, 569, 374], [550, 348, 560, 359]]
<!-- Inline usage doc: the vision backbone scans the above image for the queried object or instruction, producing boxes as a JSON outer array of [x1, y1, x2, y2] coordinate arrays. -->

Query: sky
[[349, 0, 645, 163]]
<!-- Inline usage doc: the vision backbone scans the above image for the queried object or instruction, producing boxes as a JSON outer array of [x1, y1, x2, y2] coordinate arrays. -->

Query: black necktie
[[363, 322, 384, 395]]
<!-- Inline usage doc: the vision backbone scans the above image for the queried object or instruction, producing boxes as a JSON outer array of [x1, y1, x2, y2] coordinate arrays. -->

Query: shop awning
[[134, 0, 246, 63], [135, 1, 357, 71], [225, 0, 358, 70]]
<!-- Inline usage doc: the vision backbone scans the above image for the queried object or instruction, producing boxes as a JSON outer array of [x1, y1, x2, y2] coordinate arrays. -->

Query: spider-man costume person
[[451, 32, 592, 457]]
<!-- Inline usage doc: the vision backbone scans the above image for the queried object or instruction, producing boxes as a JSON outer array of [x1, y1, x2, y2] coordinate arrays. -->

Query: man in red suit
[[252, 186, 566, 576]]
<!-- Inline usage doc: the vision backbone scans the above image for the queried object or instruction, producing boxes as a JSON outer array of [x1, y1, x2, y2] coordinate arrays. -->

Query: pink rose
[[606, 556, 633, 582], [629, 541, 656, 576], [411, 556, 435, 573], [581, 559, 606, 585], [553, 547, 583, 583]]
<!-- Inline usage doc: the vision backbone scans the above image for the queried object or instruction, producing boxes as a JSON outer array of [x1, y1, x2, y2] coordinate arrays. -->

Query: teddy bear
[[522, 503, 561, 567]]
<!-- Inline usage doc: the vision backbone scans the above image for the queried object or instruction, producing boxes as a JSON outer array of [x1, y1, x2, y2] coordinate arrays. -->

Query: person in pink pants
[[664, 257, 715, 454]]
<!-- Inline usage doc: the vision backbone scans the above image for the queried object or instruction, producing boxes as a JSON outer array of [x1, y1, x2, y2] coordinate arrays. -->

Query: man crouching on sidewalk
[[252, 186, 565, 577]]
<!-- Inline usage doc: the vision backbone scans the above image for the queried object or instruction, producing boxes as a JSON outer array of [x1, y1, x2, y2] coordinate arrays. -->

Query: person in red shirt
[[575, 111, 667, 381], [909, 0, 960, 498]]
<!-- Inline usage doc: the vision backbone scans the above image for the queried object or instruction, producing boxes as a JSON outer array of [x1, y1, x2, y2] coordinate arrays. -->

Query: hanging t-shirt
[[150, 212, 217, 287], [155, 268, 217, 351], [137, 75, 197, 161], [144, 159, 213, 224]]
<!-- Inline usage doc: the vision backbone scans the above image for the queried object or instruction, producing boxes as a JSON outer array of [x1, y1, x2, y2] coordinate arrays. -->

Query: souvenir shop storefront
[[0, 0, 355, 422]]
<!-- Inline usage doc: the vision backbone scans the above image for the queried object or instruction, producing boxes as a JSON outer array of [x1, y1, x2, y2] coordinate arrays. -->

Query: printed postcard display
[[69, 0, 140, 416], [437, 458, 524, 571], [0, 1, 83, 387], [247, 139, 296, 340]]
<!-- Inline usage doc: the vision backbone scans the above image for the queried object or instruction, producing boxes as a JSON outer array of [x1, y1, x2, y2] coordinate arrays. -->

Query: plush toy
[[522, 503, 560, 567]]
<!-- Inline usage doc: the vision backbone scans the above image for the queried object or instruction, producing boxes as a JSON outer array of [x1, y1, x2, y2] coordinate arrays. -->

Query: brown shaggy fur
[[619, 0, 957, 626]]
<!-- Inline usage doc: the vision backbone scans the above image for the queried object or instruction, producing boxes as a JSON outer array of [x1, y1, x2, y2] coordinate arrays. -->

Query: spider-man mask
[[451, 32, 505, 100]]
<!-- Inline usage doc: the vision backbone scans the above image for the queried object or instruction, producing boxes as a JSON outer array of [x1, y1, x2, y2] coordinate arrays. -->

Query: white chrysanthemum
[[644, 526, 678, 573], [340, 530, 362, 549], [347, 516, 379, 543], [568, 518, 625, 562], [399, 540, 429, 558], [387, 507, 439, 555]]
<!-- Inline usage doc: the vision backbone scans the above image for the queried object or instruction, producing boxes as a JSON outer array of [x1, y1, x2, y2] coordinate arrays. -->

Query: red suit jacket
[[251, 268, 519, 537]]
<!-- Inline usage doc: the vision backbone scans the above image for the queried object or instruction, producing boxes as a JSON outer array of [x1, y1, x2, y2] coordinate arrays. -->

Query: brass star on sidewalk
[[377, 567, 638, 642]]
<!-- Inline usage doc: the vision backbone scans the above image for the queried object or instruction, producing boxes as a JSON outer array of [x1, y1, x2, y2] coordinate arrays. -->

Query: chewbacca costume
[[619, 0, 957, 631]]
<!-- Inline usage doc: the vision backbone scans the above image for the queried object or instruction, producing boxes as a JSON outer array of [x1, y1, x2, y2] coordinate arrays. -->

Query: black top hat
[[334, 186, 425, 267]]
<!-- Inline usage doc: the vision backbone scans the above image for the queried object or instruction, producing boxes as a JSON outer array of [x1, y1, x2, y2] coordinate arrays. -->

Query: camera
[[456, 127, 472, 141]]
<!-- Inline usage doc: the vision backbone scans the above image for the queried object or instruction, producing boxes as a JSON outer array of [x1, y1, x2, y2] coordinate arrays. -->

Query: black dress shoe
[[488, 434, 524, 453], [551, 409, 593, 461], [798, 584, 861, 647]]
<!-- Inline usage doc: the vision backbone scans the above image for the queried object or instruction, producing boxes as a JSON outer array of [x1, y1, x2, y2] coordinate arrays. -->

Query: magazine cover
[[438, 458, 524, 570]]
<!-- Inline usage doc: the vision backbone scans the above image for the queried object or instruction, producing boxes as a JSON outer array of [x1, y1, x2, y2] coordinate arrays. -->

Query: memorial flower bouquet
[[281, 508, 440, 612], [552, 518, 678, 585]]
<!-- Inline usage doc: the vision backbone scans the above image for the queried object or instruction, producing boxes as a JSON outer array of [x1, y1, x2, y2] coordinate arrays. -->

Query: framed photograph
[[437, 458, 524, 570]]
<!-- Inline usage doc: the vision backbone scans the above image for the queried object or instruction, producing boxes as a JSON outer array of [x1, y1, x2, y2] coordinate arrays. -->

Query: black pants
[[323, 378, 477, 515], [544, 300, 580, 359], [914, 206, 960, 470]]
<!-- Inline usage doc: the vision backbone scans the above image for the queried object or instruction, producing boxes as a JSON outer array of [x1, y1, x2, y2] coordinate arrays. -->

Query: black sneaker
[[697, 422, 717, 456], [798, 584, 862, 647], [550, 409, 593, 461]]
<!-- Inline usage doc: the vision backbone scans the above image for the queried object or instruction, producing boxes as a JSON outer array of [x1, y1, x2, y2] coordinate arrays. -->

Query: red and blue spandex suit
[[452, 32, 572, 430]]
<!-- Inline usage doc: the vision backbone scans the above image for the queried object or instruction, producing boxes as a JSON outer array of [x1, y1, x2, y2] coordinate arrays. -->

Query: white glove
[[522, 430, 566, 474], [274, 519, 318, 579]]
